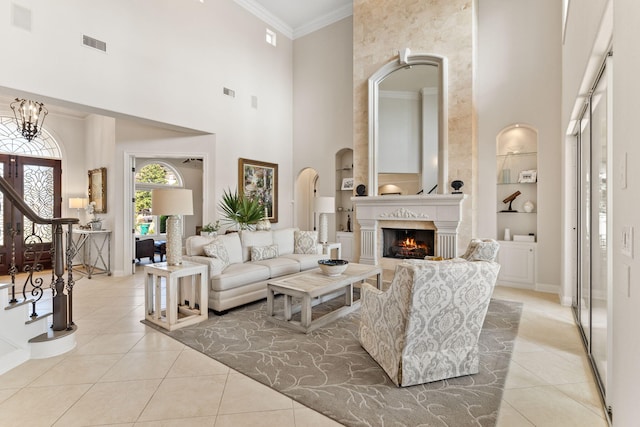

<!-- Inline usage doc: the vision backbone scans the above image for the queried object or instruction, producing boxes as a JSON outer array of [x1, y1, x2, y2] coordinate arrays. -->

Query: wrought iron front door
[[0, 154, 62, 275]]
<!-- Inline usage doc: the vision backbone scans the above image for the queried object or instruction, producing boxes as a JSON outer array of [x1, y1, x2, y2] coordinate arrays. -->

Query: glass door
[[573, 54, 611, 417], [0, 154, 61, 274]]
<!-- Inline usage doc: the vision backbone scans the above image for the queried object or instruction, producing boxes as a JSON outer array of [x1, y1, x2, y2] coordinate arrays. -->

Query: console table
[[144, 261, 208, 331], [71, 229, 111, 278]]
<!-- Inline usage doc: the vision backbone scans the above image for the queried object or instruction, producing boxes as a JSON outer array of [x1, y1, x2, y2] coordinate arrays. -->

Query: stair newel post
[[51, 221, 68, 331], [65, 222, 75, 327]]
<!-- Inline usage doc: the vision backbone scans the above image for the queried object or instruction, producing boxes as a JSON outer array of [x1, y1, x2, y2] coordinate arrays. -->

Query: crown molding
[[234, 0, 352, 40], [293, 3, 353, 39], [233, 0, 293, 39]]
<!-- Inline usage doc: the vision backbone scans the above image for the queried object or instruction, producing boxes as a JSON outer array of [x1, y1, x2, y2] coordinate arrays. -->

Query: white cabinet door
[[336, 232, 354, 262], [497, 241, 535, 288]]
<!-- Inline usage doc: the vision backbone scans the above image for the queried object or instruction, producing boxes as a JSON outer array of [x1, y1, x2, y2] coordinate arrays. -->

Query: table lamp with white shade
[[69, 197, 88, 218], [152, 188, 193, 265], [314, 196, 335, 244]]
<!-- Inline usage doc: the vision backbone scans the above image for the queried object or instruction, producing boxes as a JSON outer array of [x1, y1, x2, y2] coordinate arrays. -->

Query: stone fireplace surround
[[351, 194, 466, 266]]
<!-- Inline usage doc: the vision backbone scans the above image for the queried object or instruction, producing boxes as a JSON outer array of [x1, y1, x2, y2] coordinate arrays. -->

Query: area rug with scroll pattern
[[146, 297, 522, 427]]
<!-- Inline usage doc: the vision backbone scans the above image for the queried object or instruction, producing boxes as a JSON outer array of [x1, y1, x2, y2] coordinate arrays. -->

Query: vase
[[256, 219, 271, 231], [91, 221, 102, 231], [523, 200, 535, 213]]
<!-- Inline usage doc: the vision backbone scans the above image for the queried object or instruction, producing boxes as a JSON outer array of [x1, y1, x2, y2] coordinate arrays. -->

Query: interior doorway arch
[[294, 168, 318, 231]]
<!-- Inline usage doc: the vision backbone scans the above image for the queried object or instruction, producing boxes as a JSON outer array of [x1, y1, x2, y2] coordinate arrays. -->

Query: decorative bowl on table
[[318, 259, 349, 276]]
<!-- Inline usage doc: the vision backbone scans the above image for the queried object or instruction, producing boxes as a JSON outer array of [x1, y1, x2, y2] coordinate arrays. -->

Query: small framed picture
[[518, 169, 537, 183], [341, 177, 354, 190]]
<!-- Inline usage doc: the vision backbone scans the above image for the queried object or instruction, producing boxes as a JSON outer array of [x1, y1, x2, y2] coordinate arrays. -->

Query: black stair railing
[[0, 176, 78, 331]]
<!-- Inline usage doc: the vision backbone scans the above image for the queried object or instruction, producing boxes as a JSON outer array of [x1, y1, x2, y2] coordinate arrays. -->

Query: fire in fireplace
[[382, 228, 435, 259]]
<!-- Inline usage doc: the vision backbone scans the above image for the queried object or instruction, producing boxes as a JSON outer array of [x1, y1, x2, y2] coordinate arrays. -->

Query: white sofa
[[183, 228, 326, 313]]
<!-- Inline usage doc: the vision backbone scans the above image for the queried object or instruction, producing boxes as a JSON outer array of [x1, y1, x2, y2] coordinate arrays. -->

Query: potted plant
[[201, 220, 220, 237], [86, 201, 102, 230], [219, 188, 265, 231]]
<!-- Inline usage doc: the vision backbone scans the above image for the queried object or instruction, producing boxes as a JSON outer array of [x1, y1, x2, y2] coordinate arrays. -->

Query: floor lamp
[[314, 196, 335, 244], [152, 188, 193, 265]]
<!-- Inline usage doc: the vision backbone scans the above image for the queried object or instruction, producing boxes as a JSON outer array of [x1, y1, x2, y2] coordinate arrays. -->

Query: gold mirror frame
[[88, 167, 107, 213]]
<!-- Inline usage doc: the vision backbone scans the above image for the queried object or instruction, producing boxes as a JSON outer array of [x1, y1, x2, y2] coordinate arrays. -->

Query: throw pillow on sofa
[[294, 230, 318, 254], [203, 239, 231, 270], [251, 244, 279, 261]]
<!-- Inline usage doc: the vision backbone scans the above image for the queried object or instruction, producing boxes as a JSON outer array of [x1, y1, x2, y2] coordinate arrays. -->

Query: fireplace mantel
[[351, 194, 467, 264]]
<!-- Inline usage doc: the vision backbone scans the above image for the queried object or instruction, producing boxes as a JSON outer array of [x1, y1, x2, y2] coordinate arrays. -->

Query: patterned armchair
[[359, 240, 500, 387]]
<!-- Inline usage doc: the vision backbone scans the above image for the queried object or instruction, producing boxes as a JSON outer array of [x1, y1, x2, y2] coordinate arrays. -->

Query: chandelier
[[10, 98, 48, 141]]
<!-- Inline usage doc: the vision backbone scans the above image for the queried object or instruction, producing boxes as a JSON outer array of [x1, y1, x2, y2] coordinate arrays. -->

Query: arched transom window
[[0, 116, 61, 158]]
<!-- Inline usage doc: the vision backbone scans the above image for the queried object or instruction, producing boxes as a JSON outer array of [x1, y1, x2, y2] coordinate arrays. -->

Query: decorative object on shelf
[[86, 200, 102, 230], [314, 196, 335, 244], [152, 188, 193, 265], [518, 169, 537, 183], [341, 177, 354, 191], [219, 187, 265, 231], [504, 228, 511, 241], [356, 184, 366, 196], [318, 259, 348, 276], [451, 180, 464, 193], [498, 152, 512, 183], [347, 214, 352, 232], [501, 190, 521, 212], [10, 98, 48, 141], [69, 197, 88, 218], [88, 167, 107, 213], [523, 200, 535, 213], [255, 208, 272, 231], [239, 158, 278, 223], [201, 220, 220, 237]]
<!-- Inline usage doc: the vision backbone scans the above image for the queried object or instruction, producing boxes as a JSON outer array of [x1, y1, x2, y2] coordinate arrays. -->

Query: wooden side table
[[144, 261, 208, 331]]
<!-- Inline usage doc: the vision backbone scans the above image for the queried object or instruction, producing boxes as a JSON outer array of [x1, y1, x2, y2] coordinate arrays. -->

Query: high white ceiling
[[236, 0, 353, 39]]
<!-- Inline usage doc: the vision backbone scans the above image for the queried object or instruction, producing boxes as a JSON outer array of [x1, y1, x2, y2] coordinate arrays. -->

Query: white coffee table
[[266, 263, 382, 333]]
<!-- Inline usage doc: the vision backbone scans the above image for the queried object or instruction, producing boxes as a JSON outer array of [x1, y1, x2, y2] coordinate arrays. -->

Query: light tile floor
[[0, 269, 608, 426]]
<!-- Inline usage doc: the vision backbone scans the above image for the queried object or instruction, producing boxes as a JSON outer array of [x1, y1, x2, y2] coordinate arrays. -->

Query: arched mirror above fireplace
[[368, 51, 448, 196]]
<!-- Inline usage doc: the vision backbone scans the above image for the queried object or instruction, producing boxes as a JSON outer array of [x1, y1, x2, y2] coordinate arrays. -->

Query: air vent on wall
[[11, 4, 32, 31], [82, 34, 107, 52]]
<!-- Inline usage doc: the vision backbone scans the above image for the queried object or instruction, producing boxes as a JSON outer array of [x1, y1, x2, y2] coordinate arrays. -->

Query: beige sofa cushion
[[250, 257, 300, 278], [240, 230, 274, 262], [281, 253, 326, 270], [185, 235, 217, 256], [272, 228, 297, 255], [210, 262, 270, 292], [251, 244, 279, 261], [294, 230, 319, 254]]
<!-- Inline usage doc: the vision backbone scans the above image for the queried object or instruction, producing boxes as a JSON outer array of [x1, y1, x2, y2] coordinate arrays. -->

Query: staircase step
[[25, 312, 53, 324], [4, 298, 35, 311], [29, 325, 77, 359]]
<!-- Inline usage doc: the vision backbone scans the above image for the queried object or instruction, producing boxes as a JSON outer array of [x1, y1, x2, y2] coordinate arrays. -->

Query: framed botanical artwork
[[239, 158, 278, 222], [341, 177, 354, 191], [518, 169, 537, 183]]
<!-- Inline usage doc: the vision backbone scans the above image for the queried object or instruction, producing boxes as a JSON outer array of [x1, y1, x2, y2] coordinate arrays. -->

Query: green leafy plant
[[202, 220, 220, 233], [219, 188, 264, 230]]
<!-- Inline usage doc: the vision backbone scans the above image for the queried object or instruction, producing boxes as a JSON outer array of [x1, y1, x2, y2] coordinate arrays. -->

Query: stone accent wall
[[352, 0, 476, 256]]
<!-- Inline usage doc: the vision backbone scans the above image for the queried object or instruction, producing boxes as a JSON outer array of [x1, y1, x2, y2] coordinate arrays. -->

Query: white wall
[[611, 0, 640, 422], [292, 17, 353, 226], [477, 0, 562, 291]]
